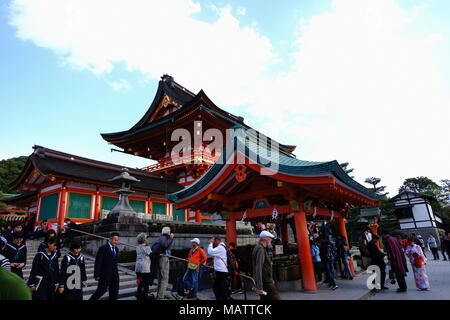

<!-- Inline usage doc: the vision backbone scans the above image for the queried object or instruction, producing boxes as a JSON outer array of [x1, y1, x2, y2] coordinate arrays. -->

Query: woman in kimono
[[405, 237, 430, 291]]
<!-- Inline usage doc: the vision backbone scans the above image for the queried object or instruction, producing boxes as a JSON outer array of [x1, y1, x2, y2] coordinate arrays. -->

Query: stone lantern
[[108, 168, 140, 220]]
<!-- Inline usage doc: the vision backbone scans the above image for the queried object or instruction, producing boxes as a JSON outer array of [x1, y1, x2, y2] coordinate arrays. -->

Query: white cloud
[[9, 0, 274, 107], [253, 0, 450, 195], [8, 0, 450, 195], [237, 7, 246, 16], [107, 79, 131, 91]]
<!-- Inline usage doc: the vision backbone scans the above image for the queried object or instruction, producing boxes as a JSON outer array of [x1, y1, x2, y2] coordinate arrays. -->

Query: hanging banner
[[241, 210, 247, 222]]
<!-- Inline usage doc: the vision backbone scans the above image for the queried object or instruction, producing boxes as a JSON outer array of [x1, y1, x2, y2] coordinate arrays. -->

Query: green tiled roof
[[167, 126, 381, 203]]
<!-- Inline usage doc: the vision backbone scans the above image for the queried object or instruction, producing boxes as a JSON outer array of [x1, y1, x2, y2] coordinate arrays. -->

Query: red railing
[[141, 151, 219, 172]]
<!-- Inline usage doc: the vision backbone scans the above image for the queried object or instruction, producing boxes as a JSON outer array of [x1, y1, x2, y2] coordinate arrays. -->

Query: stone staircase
[[22, 240, 146, 300]]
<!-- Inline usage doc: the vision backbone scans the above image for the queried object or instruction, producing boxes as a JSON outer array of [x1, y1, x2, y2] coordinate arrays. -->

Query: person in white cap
[[252, 231, 280, 300], [182, 238, 207, 299], [207, 235, 229, 300]]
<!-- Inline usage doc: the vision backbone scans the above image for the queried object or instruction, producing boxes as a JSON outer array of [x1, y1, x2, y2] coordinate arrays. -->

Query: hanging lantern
[[234, 165, 247, 182], [272, 207, 279, 220]]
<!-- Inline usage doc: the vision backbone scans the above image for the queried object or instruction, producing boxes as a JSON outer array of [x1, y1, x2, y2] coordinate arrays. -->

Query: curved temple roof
[[9, 145, 182, 194], [167, 126, 381, 205], [100, 75, 297, 154]]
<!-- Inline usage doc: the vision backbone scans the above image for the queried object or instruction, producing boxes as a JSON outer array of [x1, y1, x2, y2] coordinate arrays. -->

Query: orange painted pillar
[[281, 219, 289, 245], [57, 187, 67, 230], [195, 210, 202, 223], [294, 210, 317, 292], [226, 217, 237, 245], [94, 191, 101, 221], [338, 217, 355, 276]]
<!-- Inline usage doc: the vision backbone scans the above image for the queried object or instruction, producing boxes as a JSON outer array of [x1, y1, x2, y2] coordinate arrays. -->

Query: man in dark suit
[[89, 232, 120, 300]]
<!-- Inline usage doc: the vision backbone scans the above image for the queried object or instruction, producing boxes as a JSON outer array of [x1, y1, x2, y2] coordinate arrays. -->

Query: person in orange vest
[[183, 238, 207, 299]]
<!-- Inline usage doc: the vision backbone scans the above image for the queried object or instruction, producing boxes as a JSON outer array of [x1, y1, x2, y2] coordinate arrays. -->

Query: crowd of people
[[0, 220, 276, 301], [0, 218, 83, 300], [360, 229, 450, 293], [2, 216, 450, 300]]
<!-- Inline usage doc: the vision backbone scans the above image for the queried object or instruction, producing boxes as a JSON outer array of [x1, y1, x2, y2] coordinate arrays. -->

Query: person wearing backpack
[[207, 236, 229, 300], [319, 237, 338, 290], [183, 238, 207, 299]]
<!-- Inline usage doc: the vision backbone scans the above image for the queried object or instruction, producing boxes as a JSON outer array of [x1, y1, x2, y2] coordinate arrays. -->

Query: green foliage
[[364, 177, 388, 196], [399, 176, 446, 213], [399, 176, 441, 197], [339, 162, 355, 178], [441, 179, 450, 205], [0, 156, 28, 193]]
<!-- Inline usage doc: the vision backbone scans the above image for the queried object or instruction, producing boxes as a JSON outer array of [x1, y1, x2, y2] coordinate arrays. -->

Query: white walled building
[[391, 191, 444, 240]]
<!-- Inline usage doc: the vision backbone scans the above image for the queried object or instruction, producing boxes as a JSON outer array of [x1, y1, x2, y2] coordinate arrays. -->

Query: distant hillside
[[0, 156, 28, 193]]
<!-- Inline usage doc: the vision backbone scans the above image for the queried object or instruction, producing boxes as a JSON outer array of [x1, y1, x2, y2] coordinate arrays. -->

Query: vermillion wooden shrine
[[3, 146, 181, 227], [5, 75, 296, 225], [4, 74, 381, 292], [168, 132, 380, 292], [101, 74, 296, 222]]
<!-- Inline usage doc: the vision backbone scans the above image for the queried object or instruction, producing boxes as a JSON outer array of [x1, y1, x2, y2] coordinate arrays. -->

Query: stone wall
[[77, 232, 259, 256]]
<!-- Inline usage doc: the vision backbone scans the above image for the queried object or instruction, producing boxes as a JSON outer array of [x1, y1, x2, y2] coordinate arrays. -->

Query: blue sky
[[0, 0, 449, 195]]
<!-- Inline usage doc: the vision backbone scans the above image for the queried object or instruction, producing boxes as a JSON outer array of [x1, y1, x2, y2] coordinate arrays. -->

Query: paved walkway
[[121, 257, 450, 300], [196, 271, 373, 300], [367, 258, 450, 300]]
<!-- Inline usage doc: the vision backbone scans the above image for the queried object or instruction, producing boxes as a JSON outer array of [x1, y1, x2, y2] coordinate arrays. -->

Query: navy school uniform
[[38, 240, 62, 259], [59, 252, 87, 300], [89, 242, 120, 300], [3, 243, 27, 278], [27, 251, 60, 300]]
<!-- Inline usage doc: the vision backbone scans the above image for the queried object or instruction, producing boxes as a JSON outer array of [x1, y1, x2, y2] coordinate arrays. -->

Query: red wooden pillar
[[226, 217, 237, 245], [281, 218, 289, 245], [294, 210, 317, 292], [94, 190, 101, 221], [57, 186, 67, 229], [337, 217, 355, 276], [195, 210, 202, 223]]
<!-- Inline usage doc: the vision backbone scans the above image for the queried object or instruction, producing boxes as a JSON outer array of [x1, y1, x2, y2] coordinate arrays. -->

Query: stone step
[[23, 270, 130, 279], [83, 285, 173, 300], [84, 287, 137, 300], [83, 275, 136, 287], [82, 280, 138, 295], [23, 265, 97, 274]]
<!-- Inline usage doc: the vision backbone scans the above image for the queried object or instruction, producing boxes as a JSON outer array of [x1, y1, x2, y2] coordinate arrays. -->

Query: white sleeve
[[207, 243, 224, 257]]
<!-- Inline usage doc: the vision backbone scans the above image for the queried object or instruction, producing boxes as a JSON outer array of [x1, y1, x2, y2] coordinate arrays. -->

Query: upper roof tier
[[100, 75, 297, 156]]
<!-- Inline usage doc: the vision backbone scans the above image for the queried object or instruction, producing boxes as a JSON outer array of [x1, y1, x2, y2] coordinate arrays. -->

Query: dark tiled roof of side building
[[8, 145, 183, 194]]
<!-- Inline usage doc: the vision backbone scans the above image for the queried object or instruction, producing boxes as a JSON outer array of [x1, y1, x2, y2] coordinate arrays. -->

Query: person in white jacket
[[207, 236, 229, 300]]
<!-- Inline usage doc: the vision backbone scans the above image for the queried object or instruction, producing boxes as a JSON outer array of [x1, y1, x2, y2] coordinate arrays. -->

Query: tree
[[399, 176, 447, 217], [364, 177, 388, 196], [441, 179, 450, 205], [399, 176, 441, 195], [0, 156, 28, 193], [339, 162, 355, 178]]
